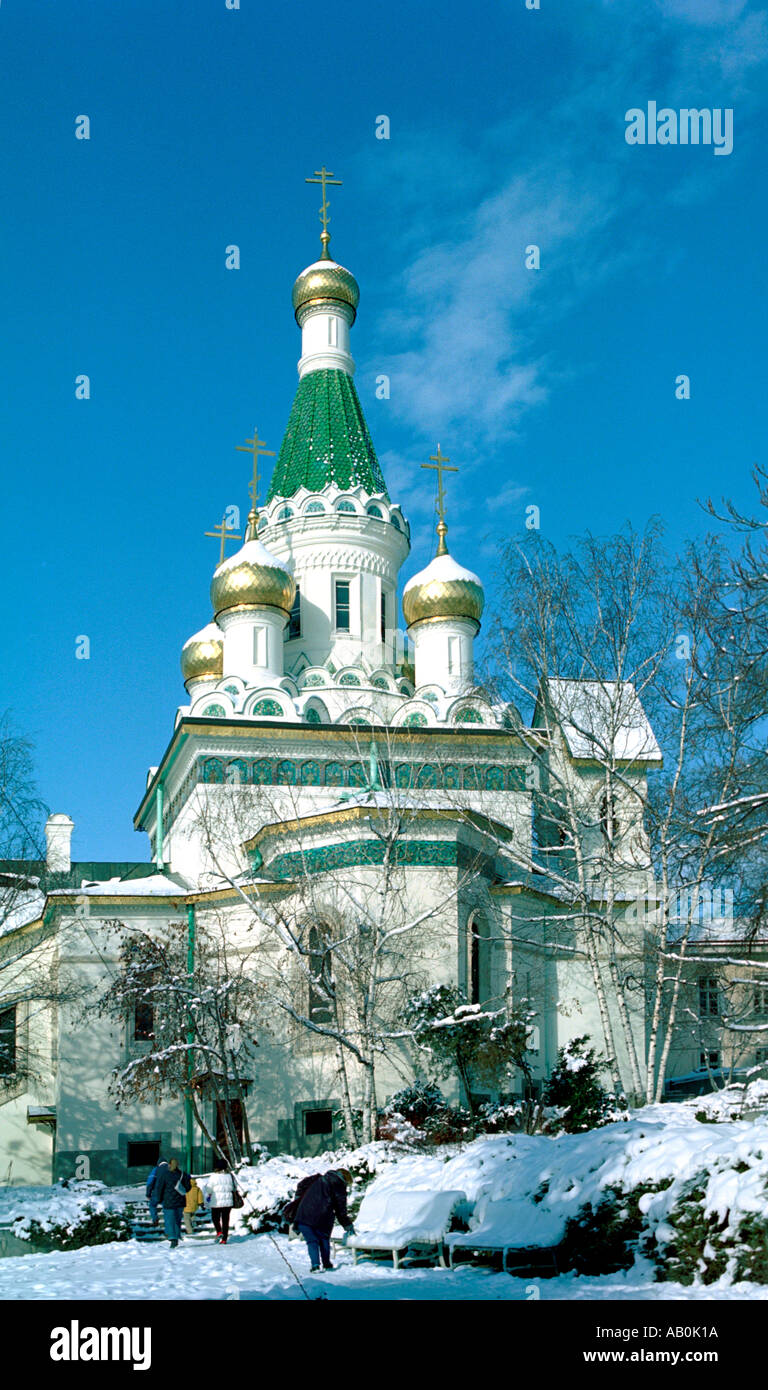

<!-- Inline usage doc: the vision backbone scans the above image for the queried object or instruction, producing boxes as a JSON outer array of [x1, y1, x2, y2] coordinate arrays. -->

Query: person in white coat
[[203, 1159, 235, 1244]]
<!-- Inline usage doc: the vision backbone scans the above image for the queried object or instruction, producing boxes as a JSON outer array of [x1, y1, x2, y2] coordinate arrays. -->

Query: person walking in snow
[[183, 1177, 205, 1236], [285, 1168, 354, 1272], [146, 1157, 168, 1226], [152, 1157, 191, 1248], [203, 1159, 235, 1244]]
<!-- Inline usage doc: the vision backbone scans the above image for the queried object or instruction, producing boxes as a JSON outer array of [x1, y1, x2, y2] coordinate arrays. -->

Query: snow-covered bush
[[542, 1035, 621, 1132], [650, 1174, 768, 1285], [476, 1099, 566, 1136], [12, 1193, 131, 1250], [377, 1081, 474, 1145], [558, 1182, 669, 1275]]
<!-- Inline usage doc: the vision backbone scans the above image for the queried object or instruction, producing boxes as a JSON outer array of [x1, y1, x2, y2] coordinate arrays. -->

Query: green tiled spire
[[266, 369, 389, 502]]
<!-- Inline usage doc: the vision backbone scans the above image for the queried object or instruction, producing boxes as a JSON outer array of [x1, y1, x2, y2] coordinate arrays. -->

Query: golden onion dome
[[211, 538, 296, 619], [181, 622, 224, 688], [402, 551, 485, 629], [292, 257, 360, 322]]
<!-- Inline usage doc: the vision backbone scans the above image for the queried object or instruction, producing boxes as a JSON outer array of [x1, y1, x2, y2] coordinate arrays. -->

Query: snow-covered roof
[[540, 679, 661, 763], [48, 871, 192, 898], [0, 887, 45, 937], [403, 552, 483, 594]]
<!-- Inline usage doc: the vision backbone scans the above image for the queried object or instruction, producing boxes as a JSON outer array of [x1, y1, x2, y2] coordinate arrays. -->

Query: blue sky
[[1, 0, 766, 860]]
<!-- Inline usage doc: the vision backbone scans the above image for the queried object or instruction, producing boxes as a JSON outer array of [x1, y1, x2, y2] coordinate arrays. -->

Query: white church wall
[[0, 927, 58, 1184]]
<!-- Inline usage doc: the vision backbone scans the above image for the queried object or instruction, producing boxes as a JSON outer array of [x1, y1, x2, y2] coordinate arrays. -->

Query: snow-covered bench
[[446, 1195, 566, 1274], [347, 1188, 467, 1269]]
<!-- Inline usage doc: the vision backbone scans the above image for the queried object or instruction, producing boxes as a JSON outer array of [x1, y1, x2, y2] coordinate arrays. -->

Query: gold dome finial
[[421, 443, 458, 557], [305, 164, 342, 260], [403, 443, 483, 627], [235, 427, 275, 541]]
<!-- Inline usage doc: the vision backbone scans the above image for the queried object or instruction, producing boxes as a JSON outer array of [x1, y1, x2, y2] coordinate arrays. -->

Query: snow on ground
[[0, 1229, 765, 1301], [4, 1089, 768, 1299]]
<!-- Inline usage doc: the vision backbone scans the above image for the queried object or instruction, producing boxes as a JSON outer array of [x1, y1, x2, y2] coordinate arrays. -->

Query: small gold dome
[[402, 552, 485, 629], [181, 623, 223, 688], [292, 258, 359, 322], [211, 538, 296, 619]]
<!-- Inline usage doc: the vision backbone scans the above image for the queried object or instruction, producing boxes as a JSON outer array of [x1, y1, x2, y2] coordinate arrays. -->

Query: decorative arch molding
[[243, 687, 295, 720], [299, 668, 331, 689], [368, 669, 398, 693], [336, 706, 377, 727], [336, 667, 363, 687], [290, 549, 397, 579], [414, 684, 442, 705], [447, 699, 497, 727], [392, 701, 436, 729], [302, 698, 330, 725], [191, 693, 234, 719]]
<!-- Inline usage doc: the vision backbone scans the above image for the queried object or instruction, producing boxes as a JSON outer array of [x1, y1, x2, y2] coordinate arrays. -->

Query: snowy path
[[1, 1233, 766, 1301]]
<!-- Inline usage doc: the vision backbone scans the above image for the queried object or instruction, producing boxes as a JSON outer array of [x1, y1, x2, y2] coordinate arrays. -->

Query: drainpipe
[[154, 783, 165, 870], [185, 902, 196, 1173]]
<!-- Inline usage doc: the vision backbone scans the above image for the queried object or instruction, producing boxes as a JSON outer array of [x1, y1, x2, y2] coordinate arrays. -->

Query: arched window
[[336, 499, 356, 513], [277, 507, 294, 522], [366, 504, 384, 518], [468, 916, 489, 1005], [308, 926, 332, 1023], [305, 500, 325, 514]]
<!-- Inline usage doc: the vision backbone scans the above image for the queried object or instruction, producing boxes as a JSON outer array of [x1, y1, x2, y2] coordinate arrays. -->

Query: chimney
[[45, 814, 74, 873]]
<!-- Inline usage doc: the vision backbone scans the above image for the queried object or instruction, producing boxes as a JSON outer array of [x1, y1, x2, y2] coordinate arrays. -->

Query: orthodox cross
[[421, 444, 458, 555], [205, 515, 242, 565], [236, 428, 275, 525], [305, 165, 342, 257]]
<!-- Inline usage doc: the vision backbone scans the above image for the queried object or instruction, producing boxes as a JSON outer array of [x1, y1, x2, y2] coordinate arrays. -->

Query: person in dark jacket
[[286, 1168, 354, 1272], [146, 1158, 168, 1226], [152, 1157, 192, 1247]]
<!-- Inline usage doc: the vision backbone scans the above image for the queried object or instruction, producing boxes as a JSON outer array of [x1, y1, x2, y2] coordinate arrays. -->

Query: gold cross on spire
[[205, 515, 242, 565], [305, 165, 342, 258], [421, 444, 458, 555], [236, 427, 275, 538]]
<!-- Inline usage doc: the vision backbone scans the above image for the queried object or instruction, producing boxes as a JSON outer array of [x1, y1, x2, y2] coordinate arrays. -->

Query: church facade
[[0, 212, 697, 1187]]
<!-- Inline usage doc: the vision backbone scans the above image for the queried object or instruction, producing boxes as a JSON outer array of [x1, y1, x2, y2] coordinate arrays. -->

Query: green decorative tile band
[[266, 839, 495, 880], [266, 369, 389, 502], [199, 756, 527, 793]]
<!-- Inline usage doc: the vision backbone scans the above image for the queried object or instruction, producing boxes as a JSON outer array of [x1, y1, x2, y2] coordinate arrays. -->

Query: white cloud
[[359, 0, 768, 477], [368, 170, 611, 446]]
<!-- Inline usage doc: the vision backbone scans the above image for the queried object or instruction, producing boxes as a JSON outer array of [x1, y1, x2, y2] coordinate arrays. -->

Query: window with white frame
[[334, 580, 351, 633]]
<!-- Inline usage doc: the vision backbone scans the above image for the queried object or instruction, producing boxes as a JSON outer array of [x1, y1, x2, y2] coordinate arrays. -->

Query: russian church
[[0, 186, 666, 1185]]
